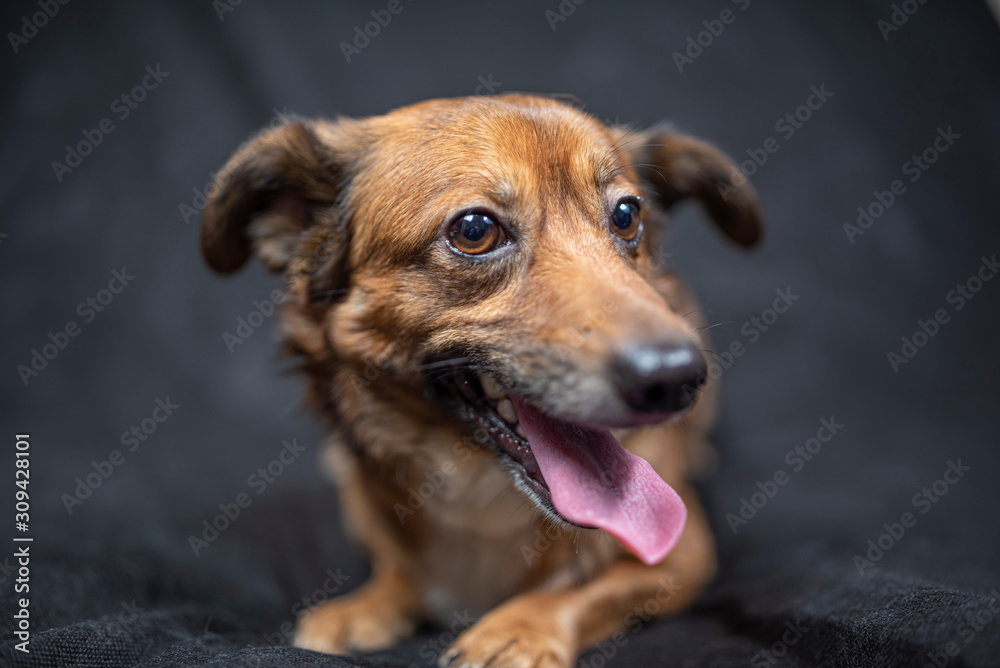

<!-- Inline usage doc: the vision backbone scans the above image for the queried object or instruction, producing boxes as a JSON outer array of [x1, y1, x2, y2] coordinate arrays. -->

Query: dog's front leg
[[293, 562, 419, 654], [439, 483, 716, 668], [293, 440, 425, 655]]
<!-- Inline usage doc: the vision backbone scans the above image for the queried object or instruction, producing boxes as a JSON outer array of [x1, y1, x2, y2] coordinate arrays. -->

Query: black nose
[[612, 340, 708, 414]]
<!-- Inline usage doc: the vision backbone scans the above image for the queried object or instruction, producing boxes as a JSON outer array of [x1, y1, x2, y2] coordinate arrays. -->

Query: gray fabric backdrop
[[1, 1, 999, 666]]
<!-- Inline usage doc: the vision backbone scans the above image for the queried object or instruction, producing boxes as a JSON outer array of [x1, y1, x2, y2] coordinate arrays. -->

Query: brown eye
[[447, 211, 504, 255], [610, 199, 641, 242]]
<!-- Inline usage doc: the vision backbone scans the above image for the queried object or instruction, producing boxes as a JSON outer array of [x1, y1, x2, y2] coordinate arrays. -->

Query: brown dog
[[200, 94, 762, 667]]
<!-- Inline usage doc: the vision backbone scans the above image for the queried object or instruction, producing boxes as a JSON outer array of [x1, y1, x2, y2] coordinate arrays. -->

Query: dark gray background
[[2, 1, 999, 666]]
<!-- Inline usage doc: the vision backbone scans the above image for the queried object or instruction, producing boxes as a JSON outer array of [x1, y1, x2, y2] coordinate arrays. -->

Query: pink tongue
[[510, 397, 687, 565]]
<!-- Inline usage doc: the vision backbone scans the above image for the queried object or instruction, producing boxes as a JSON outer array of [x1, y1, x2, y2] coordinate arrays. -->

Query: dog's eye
[[447, 212, 504, 255], [610, 199, 641, 242]]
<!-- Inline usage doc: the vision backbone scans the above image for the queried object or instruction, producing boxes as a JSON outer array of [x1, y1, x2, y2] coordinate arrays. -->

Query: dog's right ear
[[200, 119, 357, 275], [623, 126, 764, 248]]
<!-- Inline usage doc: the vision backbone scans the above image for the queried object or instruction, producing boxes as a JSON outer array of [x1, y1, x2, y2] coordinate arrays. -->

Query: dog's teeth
[[515, 424, 526, 439], [479, 372, 505, 400], [497, 398, 517, 424]]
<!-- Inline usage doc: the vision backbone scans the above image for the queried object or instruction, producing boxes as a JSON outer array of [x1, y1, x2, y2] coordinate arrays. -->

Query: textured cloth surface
[[1, 1, 999, 666]]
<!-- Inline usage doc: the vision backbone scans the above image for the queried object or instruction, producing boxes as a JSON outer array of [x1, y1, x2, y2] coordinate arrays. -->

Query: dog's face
[[201, 95, 762, 564]]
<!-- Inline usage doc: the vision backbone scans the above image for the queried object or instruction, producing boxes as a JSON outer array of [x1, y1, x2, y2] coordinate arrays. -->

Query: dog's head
[[201, 95, 762, 564]]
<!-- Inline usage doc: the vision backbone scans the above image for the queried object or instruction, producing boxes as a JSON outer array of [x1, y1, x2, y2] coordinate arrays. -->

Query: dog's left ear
[[200, 118, 359, 276], [624, 126, 764, 247]]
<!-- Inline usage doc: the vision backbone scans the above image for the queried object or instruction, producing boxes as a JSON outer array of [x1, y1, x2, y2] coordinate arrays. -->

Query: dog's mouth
[[443, 365, 551, 504], [434, 362, 687, 565]]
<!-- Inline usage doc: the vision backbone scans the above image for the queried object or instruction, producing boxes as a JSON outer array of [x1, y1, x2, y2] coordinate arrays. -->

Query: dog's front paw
[[293, 593, 415, 655], [439, 605, 573, 668]]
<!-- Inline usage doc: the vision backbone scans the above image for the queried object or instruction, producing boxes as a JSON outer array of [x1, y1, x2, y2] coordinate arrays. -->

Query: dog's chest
[[410, 463, 537, 620], [409, 460, 614, 623]]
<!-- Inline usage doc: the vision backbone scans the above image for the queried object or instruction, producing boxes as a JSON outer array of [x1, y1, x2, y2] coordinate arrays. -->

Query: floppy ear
[[200, 119, 355, 276], [627, 126, 764, 247]]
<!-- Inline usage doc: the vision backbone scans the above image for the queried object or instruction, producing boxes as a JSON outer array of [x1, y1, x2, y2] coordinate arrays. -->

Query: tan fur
[[200, 95, 762, 667]]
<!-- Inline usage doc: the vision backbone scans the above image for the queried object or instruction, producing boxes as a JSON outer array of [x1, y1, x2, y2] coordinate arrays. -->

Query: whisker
[[417, 357, 474, 371], [511, 494, 534, 520], [695, 321, 731, 332], [609, 134, 659, 164], [488, 483, 520, 512], [618, 162, 664, 171], [610, 140, 675, 160], [422, 369, 454, 383], [609, 125, 641, 153]]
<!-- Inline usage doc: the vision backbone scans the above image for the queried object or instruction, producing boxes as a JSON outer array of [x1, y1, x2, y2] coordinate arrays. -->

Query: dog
[[200, 94, 762, 667]]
